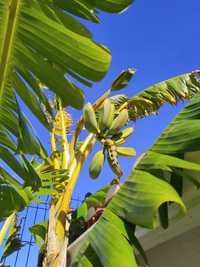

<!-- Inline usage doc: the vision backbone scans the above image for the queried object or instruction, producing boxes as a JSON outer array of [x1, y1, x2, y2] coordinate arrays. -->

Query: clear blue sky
[[72, 0, 200, 198]]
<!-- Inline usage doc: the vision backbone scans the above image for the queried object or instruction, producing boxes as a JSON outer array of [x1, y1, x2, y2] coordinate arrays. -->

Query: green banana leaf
[[68, 171, 186, 266], [68, 210, 138, 267], [0, 169, 31, 220], [128, 71, 200, 120], [29, 221, 48, 251], [0, 152, 57, 221], [54, 0, 134, 21], [133, 90, 200, 227]]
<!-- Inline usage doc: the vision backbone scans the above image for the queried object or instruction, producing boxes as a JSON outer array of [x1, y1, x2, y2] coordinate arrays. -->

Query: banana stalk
[[43, 101, 71, 267], [42, 129, 61, 267], [55, 133, 95, 215], [50, 128, 59, 170], [58, 99, 70, 169]]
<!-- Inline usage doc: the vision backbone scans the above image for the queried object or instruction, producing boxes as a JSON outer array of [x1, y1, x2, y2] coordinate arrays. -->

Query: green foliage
[[128, 72, 200, 120], [69, 210, 138, 267], [29, 221, 48, 251], [109, 170, 186, 228], [0, 168, 32, 220]]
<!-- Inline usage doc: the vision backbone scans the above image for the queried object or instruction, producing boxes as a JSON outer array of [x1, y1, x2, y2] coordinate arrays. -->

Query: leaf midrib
[[0, 0, 21, 100]]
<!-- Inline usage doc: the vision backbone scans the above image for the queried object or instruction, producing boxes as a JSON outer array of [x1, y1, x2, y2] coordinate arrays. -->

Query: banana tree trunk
[[41, 204, 69, 267], [43, 139, 95, 267], [39, 94, 97, 267]]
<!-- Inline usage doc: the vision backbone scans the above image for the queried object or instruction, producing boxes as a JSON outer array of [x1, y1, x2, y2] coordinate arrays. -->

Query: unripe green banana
[[108, 109, 129, 135], [89, 150, 105, 179], [117, 147, 136, 157], [114, 127, 134, 145], [83, 103, 99, 134], [99, 99, 115, 131], [107, 146, 123, 177], [115, 138, 126, 145], [120, 127, 134, 139]]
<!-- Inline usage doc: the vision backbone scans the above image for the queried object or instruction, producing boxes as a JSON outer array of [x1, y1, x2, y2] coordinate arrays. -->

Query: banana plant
[[1, 1, 200, 267], [2, 69, 200, 267], [64, 70, 200, 267]]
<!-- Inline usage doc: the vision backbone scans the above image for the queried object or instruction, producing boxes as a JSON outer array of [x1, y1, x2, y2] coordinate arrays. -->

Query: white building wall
[[139, 227, 200, 267]]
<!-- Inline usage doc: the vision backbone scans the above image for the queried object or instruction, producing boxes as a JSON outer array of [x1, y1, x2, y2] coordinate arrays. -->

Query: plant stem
[[58, 99, 70, 169], [55, 133, 95, 215], [50, 128, 59, 169]]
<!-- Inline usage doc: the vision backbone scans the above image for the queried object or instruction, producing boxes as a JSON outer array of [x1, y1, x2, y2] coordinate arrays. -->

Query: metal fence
[[0, 195, 82, 267]]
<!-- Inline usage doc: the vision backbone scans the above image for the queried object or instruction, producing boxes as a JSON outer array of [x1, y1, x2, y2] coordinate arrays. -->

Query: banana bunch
[[83, 103, 100, 134], [105, 139, 135, 177], [83, 99, 129, 136], [84, 99, 136, 179], [89, 138, 135, 179], [89, 150, 105, 179]]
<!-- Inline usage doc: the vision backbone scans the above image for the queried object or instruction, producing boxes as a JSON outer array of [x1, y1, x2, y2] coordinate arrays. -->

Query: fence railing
[[0, 195, 83, 267]]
